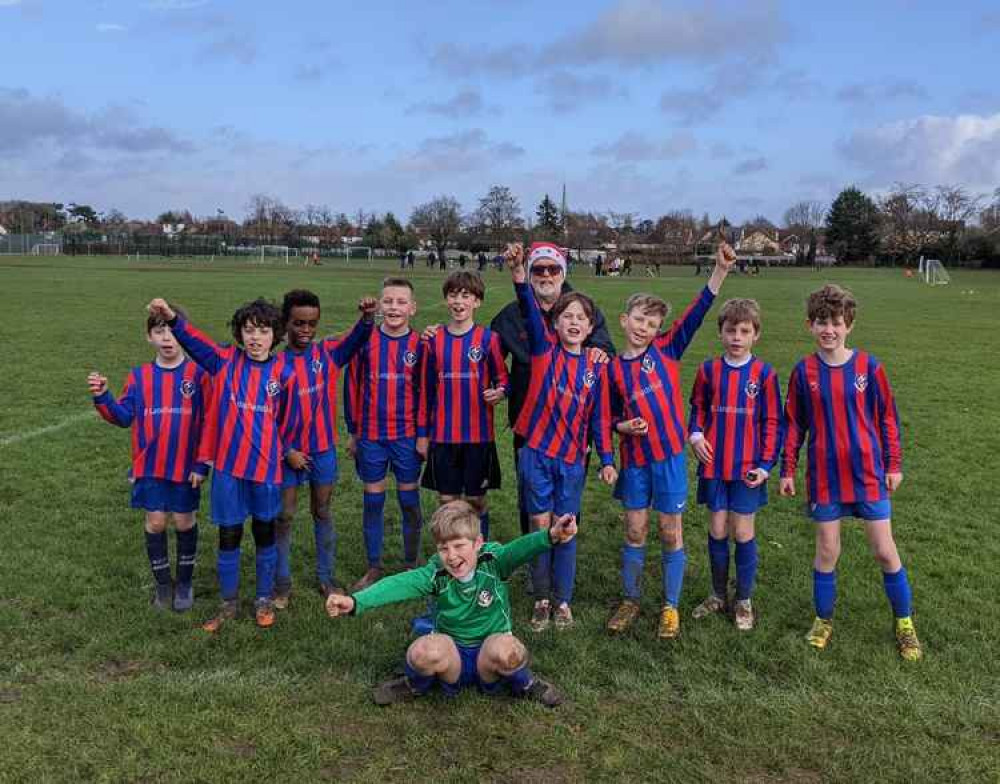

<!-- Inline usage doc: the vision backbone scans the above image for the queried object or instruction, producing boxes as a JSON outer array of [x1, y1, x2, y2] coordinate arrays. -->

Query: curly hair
[[281, 289, 320, 323], [807, 284, 856, 326], [229, 298, 285, 347]]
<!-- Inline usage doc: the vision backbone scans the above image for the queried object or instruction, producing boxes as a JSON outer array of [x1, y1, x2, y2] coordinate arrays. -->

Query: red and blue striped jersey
[[781, 351, 902, 504], [281, 318, 373, 454], [344, 329, 427, 441], [170, 318, 299, 485], [609, 286, 715, 467], [93, 359, 211, 482], [511, 282, 614, 466], [421, 325, 510, 444], [688, 356, 782, 479]]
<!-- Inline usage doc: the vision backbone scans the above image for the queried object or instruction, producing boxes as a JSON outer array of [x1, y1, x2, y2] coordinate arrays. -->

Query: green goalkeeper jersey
[[352, 530, 552, 647]]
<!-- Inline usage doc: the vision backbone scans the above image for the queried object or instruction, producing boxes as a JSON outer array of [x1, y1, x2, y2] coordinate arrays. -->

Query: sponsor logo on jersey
[[266, 379, 281, 397], [180, 380, 197, 398], [403, 350, 418, 367], [583, 370, 597, 388], [476, 590, 494, 608], [310, 358, 323, 373], [854, 374, 868, 393], [745, 380, 759, 399], [468, 345, 484, 362], [641, 354, 656, 374]]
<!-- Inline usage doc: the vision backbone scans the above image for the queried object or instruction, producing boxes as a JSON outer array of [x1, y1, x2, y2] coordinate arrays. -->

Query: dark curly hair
[[229, 298, 285, 348], [281, 289, 321, 323], [550, 291, 596, 324]]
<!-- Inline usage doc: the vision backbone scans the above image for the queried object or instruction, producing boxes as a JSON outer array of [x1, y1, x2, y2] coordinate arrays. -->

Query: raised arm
[[148, 299, 228, 375], [90, 372, 135, 428], [324, 297, 377, 368]]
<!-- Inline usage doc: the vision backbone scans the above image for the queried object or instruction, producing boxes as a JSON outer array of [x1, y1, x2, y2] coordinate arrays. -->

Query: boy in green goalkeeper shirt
[[325, 500, 571, 707]]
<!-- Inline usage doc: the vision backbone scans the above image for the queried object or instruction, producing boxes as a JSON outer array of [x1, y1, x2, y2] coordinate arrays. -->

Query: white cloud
[[591, 131, 697, 162], [839, 112, 1000, 188]]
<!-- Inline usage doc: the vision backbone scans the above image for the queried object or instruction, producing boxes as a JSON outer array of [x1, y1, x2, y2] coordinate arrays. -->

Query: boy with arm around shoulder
[[687, 298, 781, 631], [326, 500, 571, 707], [88, 305, 210, 612], [780, 284, 921, 660]]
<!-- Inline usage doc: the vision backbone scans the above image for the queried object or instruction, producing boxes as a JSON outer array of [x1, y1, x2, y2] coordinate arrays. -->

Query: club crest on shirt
[[179, 379, 197, 399], [583, 370, 597, 388], [467, 345, 484, 362], [310, 358, 323, 373], [854, 374, 868, 393], [640, 354, 656, 374], [745, 380, 759, 399], [266, 379, 281, 397], [809, 380, 819, 392], [476, 590, 494, 608], [403, 350, 418, 367]]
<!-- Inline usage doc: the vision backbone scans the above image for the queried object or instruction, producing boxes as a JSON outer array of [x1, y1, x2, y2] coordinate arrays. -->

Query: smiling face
[[379, 285, 416, 334], [620, 307, 664, 352], [554, 300, 594, 351], [809, 315, 853, 355], [147, 324, 182, 364], [529, 262, 565, 305], [720, 319, 760, 361], [435, 535, 484, 581], [241, 321, 275, 360], [286, 305, 320, 351], [445, 288, 481, 325]]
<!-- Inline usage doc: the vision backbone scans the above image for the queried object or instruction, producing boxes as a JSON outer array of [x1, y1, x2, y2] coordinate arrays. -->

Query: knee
[[218, 524, 243, 551], [145, 514, 167, 534], [659, 517, 683, 550], [624, 521, 647, 546], [871, 543, 899, 570], [498, 638, 527, 673], [310, 500, 331, 522], [251, 518, 276, 548], [409, 637, 448, 671], [816, 538, 840, 563]]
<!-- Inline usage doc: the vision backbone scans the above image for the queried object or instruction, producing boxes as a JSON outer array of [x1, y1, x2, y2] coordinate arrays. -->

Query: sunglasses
[[531, 264, 562, 277]]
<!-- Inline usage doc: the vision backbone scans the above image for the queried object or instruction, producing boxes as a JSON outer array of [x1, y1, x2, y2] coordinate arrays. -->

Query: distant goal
[[918, 257, 950, 285], [346, 245, 373, 264], [31, 243, 61, 256], [258, 245, 300, 264]]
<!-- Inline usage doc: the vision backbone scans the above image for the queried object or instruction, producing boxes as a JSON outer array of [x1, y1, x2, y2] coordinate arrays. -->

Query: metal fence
[[0, 233, 63, 255]]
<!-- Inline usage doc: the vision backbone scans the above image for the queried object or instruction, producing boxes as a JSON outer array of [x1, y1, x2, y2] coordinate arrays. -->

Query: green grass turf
[[0, 255, 997, 783]]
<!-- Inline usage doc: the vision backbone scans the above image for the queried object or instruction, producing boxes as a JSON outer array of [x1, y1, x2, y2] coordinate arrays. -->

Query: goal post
[[923, 259, 950, 285], [260, 245, 291, 264], [346, 245, 373, 264], [31, 243, 61, 256]]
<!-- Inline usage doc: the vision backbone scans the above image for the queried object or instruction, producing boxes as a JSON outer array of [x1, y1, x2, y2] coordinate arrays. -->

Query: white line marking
[[0, 411, 98, 447]]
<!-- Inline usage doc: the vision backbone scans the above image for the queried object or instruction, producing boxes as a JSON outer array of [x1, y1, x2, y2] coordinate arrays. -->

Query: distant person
[[623, 256, 633, 276], [595, 255, 604, 277], [399, 250, 407, 270], [439, 253, 447, 271], [477, 251, 487, 271], [427, 251, 437, 268], [407, 250, 415, 269], [780, 284, 921, 661], [459, 253, 468, 269]]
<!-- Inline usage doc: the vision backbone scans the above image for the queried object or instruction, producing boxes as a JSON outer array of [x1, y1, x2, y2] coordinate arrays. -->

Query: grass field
[[1, 255, 997, 783]]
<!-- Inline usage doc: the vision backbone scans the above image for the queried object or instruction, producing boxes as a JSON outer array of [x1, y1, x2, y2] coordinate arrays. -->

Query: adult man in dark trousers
[[491, 242, 616, 537]]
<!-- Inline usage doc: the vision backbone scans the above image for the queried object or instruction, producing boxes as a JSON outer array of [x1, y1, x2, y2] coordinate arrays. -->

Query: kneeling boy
[[325, 500, 570, 707]]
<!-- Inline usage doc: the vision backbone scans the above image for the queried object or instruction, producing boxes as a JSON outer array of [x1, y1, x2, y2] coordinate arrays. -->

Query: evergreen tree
[[825, 186, 880, 262], [536, 194, 561, 235]]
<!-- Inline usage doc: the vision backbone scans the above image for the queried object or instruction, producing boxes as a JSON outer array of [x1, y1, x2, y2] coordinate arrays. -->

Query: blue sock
[[504, 665, 534, 695], [174, 525, 198, 586], [398, 489, 423, 566], [882, 567, 912, 618], [661, 547, 687, 608], [404, 660, 434, 695], [531, 548, 553, 598], [734, 538, 758, 601], [314, 516, 336, 585], [621, 544, 646, 600], [144, 531, 171, 586], [708, 534, 730, 599], [479, 511, 490, 540], [217, 547, 240, 601], [275, 521, 292, 586], [255, 544, 277, 600], [362, 491, 386, 567], [813, 569, 837, 619], [552, 538, 578, 604]]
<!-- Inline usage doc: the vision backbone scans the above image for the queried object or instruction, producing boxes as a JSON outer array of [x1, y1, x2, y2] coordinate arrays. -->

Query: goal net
[[923, 259, 950, 285], [31, 243, 61, 256], [260, 245, 295, 264], [346, 246, 373, 264]]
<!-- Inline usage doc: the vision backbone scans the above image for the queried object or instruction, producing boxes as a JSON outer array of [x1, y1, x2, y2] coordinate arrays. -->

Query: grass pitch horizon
[[0, 255, 997, 783]]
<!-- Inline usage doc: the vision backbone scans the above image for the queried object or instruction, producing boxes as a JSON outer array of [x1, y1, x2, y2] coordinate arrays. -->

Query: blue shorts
[[355, 438, 422, 484], [131, 478, 200, 514], [697, 477, 767, 515], [809, 499, 891, 523], [438, 642, 502, 696], [517, 446, 585, 517], [281, 448, 338, 489], [210, 470, 282, 526], [614, 453, 688, 514]]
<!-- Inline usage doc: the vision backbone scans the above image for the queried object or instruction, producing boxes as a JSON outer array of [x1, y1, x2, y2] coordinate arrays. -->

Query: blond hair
[[623, 292, 669, 322], [430, 500, 480, 543], [717, 298, 761, 332]]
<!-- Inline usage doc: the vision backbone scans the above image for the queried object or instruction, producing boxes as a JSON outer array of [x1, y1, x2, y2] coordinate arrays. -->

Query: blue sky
[[1, 0, 998, 224]]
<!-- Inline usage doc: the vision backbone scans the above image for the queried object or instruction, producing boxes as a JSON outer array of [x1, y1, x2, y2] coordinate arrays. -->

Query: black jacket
[[490, 282, 616, 429]]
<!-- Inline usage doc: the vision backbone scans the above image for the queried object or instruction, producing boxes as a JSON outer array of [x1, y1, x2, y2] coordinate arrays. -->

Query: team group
[[88, 241, 921, 707]]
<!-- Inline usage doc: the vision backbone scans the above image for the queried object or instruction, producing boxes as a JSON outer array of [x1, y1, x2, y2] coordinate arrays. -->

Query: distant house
[[736, 227, 781, 255]]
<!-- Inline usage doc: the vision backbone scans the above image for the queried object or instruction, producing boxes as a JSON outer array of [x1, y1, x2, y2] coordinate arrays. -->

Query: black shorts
[[421, 442, 502, 497]]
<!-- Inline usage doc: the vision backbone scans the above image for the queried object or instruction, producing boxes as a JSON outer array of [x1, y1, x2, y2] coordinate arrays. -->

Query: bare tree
[[783, 200, 826, 230], [935, 185, 985, 262], [410, 195, 463, 261], [475, 185, 522, 248]]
